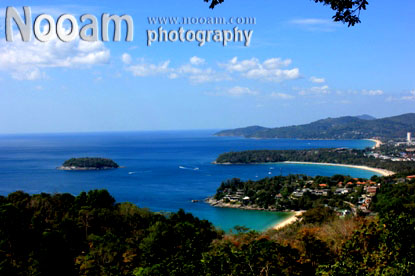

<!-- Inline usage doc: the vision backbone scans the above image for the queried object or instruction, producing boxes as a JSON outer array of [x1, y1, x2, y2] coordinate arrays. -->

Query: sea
[[0, 130, 376, 231]]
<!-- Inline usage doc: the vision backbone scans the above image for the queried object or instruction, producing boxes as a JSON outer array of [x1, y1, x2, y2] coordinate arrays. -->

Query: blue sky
[[0, 0, 414, 133]]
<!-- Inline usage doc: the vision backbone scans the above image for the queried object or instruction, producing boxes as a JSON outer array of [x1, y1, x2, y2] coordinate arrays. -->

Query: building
[[366, 186, 378, 195], [408, 132, 412, 143]]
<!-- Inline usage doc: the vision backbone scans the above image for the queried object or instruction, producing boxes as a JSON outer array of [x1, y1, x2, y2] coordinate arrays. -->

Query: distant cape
[[215, 113, 415, 140]]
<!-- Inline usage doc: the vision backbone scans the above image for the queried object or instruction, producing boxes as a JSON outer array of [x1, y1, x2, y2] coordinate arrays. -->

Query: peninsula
[[214, 148, 415, 175], [206, 174, 382, 214], [58, 157, 120, 170]]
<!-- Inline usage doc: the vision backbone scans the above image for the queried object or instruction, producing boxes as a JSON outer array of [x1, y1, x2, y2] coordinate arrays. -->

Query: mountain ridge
[[215, 113, 415, 139]]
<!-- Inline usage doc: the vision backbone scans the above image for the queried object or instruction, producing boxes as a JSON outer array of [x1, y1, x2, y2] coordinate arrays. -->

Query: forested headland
[[215, 148, 415, 174]]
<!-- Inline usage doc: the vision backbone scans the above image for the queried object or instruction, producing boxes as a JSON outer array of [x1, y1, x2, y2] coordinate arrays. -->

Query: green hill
[[215, 113, 415, 139]]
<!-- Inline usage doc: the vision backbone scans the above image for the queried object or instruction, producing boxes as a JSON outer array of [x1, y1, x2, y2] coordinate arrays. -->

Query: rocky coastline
[[57, 166, 118, 171], [205, 197, 284, 212]]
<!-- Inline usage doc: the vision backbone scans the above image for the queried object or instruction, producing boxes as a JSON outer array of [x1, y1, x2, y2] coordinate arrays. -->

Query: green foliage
[[214, 174, 357, 211], [136, 209, 219, 275], [203, 0, 224, 9], [317, 212, 415, 275], [216, 148, 415, 174], [62, 157, 119, 169], [297, 229, 334, 274], [1, 187, 415, 275], [302, 206, 335, 225], [372, 181, 415, 215], [0, 190, 218, 275], [202, 236, 304, 276], [313, 0, 368, 26]]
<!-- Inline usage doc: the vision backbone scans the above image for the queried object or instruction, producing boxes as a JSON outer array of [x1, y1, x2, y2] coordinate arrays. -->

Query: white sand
[[366, 139, 382, 149], [281, 161, 395, 176], [272, 211, 304, 230]]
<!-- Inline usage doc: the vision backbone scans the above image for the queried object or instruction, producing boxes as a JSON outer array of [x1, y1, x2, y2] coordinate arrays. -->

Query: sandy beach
[[272, 211, 304, 230], [282, 161, 395, 176], [366, 139, 383, 149]]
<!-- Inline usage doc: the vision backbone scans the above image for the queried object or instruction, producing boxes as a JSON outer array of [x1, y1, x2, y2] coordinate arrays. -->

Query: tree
[[204, 0, 368, 27], [317, 212, 415, 275], [313, 0, 368, 26]]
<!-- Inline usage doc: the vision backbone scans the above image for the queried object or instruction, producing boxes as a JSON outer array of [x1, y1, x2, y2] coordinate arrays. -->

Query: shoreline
[[281, 161, 394, 176], [205, 198, 304, 231], [205, 198, 281, 212], [272, 211, 305, 230], [57, 166, 118, 171], [365, 139, 382, 149], [213, 161, 395, 176]]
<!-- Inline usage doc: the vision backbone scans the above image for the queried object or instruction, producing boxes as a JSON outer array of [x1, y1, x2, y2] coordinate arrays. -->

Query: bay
[[0, 130, 376, 231]]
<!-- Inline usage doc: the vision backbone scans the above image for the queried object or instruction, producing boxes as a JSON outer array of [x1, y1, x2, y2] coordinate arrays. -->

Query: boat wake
[[179, 166, 200, 171]]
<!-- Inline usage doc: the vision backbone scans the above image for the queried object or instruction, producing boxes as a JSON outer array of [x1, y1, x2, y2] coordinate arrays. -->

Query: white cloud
[[263, 58, 292, 69], [189, 56, 205, 66], [401, 90, 415, 101], [126, 60, 170, 77], [126, 58, 229, 83], [181, 65, 229, 83], [0, 30, 110, 80], [290, 18, 332, 25], [0, 5, 101, 20], [362, 89, 384, 96], [223, 57, 258, 72], [222, 57, 300, 82], [226, 86, 258, 96], [289, 18, 339, 32], [11, 68, 44, 81], [205, 86, 259, 97], [310, 76, 325, 83], [187, 70, 228, 83], [271, 92, 295, 100], [121, 53, 132, 65], [299, 85, 330, 96], [124, 56, 302, 84]]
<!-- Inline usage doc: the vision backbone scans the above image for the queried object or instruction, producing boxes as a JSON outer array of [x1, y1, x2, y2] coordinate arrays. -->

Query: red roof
[[407, 175, 415, 179], [367, 187, 377, 193], [319, 184, 328, 187]]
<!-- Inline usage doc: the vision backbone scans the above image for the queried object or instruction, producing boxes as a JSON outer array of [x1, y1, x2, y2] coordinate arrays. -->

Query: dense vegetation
[[213, 174, 373, 211], [216, 148, 415, 174], [215, 113, 415, 139], [62, 157, 119, 169], [1, 181, 414, 275], [0, 190, 218, 275], [371, 181, 415, 215], [317, 180, 415, 275]]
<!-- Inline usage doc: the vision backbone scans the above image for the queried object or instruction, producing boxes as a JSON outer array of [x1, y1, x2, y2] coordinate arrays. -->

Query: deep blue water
[[0, 130, 376, 231]]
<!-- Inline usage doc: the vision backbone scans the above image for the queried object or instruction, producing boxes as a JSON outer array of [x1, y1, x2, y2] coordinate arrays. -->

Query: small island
[[58, 157, 120, 171]]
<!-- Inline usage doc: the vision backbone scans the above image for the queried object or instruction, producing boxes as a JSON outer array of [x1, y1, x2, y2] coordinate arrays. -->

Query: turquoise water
[[0, 130, 376, 231]]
